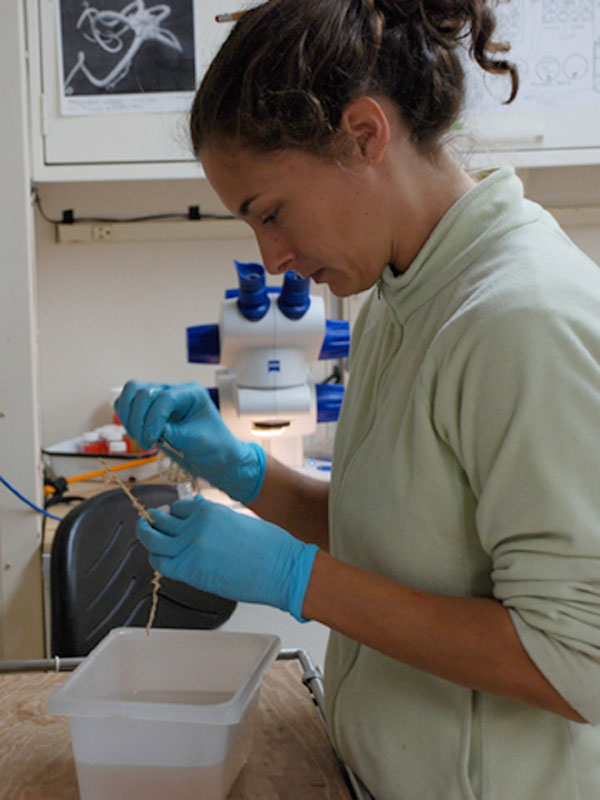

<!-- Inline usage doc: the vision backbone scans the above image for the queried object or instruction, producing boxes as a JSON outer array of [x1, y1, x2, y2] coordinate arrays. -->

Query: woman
[[116, 2, 600, 798]]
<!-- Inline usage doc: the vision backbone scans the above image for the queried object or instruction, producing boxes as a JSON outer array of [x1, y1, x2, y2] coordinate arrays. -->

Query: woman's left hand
[[137, 496, 319, 622]]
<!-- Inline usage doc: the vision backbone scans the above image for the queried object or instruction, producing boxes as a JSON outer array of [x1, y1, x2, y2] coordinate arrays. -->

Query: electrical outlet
[[56, 219, 252, 244], [92, 225, 113, 241]]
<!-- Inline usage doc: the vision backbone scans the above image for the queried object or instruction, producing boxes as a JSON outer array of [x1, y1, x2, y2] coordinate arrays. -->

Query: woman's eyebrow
[[239, 195, 259, 216]]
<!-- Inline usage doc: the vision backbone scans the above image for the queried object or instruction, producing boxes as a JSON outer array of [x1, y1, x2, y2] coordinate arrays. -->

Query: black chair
[[50, 483, 236, 656]]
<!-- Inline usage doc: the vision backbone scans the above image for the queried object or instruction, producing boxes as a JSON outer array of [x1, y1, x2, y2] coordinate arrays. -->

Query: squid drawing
[[64, 0, 183, 92]]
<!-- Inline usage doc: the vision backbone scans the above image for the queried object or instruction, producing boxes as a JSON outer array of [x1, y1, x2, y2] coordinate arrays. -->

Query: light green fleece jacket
[[324, 167, 600, 800]]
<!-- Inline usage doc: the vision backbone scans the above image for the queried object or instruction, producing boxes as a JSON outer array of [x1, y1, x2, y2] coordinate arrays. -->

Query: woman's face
[[201, 141, 393, 297]]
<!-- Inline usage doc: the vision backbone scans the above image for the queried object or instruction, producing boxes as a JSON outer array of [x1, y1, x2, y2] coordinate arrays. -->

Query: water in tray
[[126, 689, 235, 705]]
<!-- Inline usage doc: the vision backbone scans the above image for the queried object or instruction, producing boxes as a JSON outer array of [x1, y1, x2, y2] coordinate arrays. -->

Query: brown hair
[[190, 0, 518, 157]]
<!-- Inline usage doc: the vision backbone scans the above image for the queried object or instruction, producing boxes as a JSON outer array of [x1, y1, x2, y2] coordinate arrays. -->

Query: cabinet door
[[460, 0, 600, 168], [31, 0, 234, 178]]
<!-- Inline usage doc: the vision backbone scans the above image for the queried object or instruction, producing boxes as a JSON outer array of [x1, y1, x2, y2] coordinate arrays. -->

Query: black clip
[[44, 475, 84, 509]]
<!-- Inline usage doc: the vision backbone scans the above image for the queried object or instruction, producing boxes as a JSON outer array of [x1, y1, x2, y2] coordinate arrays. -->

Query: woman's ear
[[339, 96, 391, 165]]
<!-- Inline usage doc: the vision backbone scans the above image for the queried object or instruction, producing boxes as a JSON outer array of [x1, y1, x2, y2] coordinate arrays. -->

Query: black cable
[[32, 186, 61, 223], [31, 185, 235, 225], [45, 493, 85, 510], [43, 475, 85, 509]]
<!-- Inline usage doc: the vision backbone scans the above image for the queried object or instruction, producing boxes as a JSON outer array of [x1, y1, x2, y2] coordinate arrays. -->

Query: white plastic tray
[[47, 628, 281, 800]]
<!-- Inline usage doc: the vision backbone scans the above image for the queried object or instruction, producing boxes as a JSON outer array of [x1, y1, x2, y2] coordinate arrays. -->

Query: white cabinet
[[28, 0, 233, 180], [27, 0, 600, 181]]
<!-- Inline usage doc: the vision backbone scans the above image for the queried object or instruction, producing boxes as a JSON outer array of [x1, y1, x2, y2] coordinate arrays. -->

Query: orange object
[[44, 455, 158, 494]]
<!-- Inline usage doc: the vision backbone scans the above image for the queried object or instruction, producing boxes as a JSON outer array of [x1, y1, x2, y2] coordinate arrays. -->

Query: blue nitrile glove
[[114, 381, 266, 505], [137, 496, 319, 622]]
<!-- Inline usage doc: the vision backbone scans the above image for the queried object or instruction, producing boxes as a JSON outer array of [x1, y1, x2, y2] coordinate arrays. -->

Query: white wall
[[521, 165, 600, 265], [35, 179, 254, 445]]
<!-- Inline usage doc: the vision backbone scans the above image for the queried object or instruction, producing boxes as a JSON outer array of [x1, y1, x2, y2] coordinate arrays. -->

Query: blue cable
[[0, 474, 61, 521]]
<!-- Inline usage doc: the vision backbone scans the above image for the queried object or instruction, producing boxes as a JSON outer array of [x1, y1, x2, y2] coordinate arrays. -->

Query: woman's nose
[[255, 229, 297, 275]]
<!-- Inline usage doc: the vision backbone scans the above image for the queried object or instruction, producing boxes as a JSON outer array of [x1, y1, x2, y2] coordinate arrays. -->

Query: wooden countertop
[[0, 660, 351, 800]]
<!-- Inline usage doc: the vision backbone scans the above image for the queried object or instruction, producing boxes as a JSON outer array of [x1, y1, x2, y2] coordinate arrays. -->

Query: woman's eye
[[261, 210, 278, 225]]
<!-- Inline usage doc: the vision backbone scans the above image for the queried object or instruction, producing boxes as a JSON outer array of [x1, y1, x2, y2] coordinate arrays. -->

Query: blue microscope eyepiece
[[235, 260, 270, 321], [277, 270, 311, 320]]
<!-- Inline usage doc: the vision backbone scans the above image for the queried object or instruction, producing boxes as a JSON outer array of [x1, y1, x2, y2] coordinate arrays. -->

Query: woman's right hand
[[114, 380, 266, 504]]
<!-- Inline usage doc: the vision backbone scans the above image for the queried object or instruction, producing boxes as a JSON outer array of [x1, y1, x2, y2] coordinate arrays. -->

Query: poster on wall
[[57, 0, 199, 115], [465, 0, 600, 115]]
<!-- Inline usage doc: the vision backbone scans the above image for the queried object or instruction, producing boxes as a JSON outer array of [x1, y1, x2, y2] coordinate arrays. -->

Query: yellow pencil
[[215, 10, 246, 22]]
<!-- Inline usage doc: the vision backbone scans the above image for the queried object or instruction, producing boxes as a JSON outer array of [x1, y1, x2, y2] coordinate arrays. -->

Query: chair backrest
[[50, 483, 236, 656]]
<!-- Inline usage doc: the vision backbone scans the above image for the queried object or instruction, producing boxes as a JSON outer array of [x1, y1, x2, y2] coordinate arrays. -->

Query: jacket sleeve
[[440, 300, 600, 723]]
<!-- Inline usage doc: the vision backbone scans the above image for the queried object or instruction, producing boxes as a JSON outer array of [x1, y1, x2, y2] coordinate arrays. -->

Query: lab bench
[[0, 655, 356, 800]]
